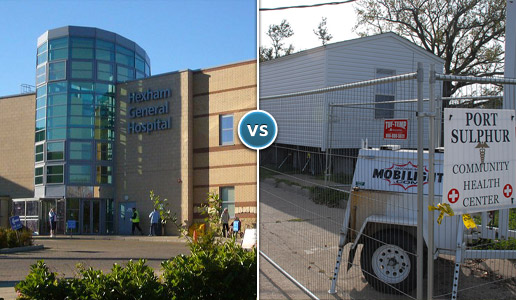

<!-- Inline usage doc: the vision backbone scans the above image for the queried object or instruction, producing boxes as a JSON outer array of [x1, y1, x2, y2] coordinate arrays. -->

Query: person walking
[[221, 208, 230, 237], [231, 217, 241, 238], [49, 208, 57, 238], [148, 208, 159, 236], [130, 207, 144, 235]]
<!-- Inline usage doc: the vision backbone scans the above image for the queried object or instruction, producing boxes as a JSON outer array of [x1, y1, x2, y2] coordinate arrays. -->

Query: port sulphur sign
[[443, 108, 516, 214]]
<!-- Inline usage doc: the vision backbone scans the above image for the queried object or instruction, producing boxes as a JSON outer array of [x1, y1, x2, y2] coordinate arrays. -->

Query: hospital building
[[0, 26, 257, 235]]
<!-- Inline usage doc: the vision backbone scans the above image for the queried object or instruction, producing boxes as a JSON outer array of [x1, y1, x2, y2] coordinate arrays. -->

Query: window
[[36, 119, 46, 132], [219, 114, 234, 145], [47, 117, 66, 128], [47, 142, 64, 161], [374, 69, 396, 119], [70, 93, 94, 105], [96, 40, 115, 62], [37, 42, 48, 65], [145, 62, 150, 76], [35, 167, 43, 185], [36, 85, 47, 109], [96, 142, 113, 161], [70, 81, 94, 93], [71, 37, 94, 59], [66, 198, 80, 234], [69, 116, 94, 126], [35, 144, 44, 162], [70, 141, 92, 160], [48, 61, 66, 81], [49, 37, 68, 61], [36, 65, 46, 86], [135, 54, 145, 72], [97, 62, 114, 82], [47, 84, 67, 135], [220, 187, 235, 218], [48, 81, 68, 94], [95, 83, 115, 96], [69, 165, 91, 184], [71, 61, 93, 79], [47, 128, 66, 140], [95, 128, 115, 140], [46, 165, 64, 184], [47, 94, 67, 106], [68, 128, 94, 139], [96, 165, 112, 184], [117, 65, 134, 82], [70, 104, 94, 116], [115, 45, 134, 67], [35, 85, 46, 142], [47, 105, 67, 118]]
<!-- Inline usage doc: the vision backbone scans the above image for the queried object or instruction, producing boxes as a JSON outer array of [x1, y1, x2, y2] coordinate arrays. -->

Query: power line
[[260, 0, 357, 11]]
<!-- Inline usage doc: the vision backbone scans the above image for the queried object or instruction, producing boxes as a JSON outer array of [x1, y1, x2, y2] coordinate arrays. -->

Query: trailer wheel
[[360, 229, 416, 294]]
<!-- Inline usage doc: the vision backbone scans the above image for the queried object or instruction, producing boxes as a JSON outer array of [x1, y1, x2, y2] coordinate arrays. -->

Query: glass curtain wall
[[35, 27, 150, 234]]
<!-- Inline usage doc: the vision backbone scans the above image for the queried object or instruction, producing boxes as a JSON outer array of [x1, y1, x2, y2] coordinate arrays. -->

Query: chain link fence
[[259, 64, 516, 300]]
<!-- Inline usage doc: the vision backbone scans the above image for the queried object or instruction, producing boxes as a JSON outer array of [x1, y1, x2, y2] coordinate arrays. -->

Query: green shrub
[[0, 227, 33, 249], [162, 239, 257, 300], [0, 228, 7, 248], [309, 186, 348, 208], [19, 230, 33, 247], [15, 261, 68, 300], [108, 260, 165, 300], [6, 229, 18, 248]]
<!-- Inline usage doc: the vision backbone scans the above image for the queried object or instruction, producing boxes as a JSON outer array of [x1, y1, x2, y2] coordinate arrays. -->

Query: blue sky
[[0, 0, 257, 96]]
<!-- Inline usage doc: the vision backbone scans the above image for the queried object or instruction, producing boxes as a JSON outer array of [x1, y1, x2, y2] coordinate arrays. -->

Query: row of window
[[37, 37, 150, 75], [35, 141, 112, 163], [35, 165, 112, 185], [36, 60, 142, 86], [35, 81, 116, 143]]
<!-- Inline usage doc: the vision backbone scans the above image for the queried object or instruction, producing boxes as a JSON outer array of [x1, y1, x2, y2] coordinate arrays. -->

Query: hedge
[[15, 239, 256, 300], [0, 227, 33, 249]]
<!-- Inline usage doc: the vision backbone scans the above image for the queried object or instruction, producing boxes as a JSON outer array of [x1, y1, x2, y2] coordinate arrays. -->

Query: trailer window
[[375, 69, 395, 119]]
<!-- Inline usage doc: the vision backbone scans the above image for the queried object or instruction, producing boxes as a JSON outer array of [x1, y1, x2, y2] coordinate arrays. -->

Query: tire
[[360, 229, 417, 294]]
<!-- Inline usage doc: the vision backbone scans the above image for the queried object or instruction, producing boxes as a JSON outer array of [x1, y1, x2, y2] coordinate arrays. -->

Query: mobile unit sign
[[443, 108, 516, 214]]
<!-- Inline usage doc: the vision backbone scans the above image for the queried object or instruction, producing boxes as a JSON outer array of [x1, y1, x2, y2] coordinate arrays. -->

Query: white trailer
[[330, 147, 516, 295]]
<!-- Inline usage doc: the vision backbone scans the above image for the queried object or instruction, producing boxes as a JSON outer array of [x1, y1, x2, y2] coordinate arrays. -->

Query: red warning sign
[[448, 189, 460, 204], [384, 119, 408, 140], [503, 184, 513, 198]]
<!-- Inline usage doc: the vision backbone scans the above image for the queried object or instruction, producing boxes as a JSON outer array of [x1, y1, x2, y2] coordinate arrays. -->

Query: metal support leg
[[451, 220, 464, 300], [329, 199, 351, 294]]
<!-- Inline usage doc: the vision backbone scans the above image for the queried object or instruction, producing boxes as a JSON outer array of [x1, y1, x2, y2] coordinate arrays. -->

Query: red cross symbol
[[503, 184, 513, 198], [447, 189, 459, 204]]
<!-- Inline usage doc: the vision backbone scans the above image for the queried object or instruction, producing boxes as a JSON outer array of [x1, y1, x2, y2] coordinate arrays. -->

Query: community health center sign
[[443, 108, 516, 214]]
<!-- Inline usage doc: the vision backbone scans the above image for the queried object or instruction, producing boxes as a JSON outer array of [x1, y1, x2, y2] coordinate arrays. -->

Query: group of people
[[220, 208, 242, 238], [130, 207, 160, 236], [48, 206, 242, 238]]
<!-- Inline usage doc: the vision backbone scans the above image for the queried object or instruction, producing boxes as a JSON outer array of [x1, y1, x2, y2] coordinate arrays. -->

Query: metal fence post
[[427, 64, 436, 300], [416, 62, 424, 300]]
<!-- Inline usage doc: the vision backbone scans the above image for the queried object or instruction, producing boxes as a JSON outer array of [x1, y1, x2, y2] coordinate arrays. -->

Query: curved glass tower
[[34, 26, 150, 234]]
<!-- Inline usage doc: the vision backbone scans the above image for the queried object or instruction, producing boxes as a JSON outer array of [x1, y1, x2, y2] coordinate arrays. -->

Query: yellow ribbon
[[462, 214, 477, 229], [428, 203, 477, 229]]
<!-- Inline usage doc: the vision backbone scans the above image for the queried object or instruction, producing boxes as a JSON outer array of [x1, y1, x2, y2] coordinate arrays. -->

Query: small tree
[[314, 17, 333, 46], [149, 190, 176, 235], [261, 19, 295, 61]]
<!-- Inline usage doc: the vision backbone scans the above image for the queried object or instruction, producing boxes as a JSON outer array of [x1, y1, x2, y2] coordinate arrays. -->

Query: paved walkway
[[0, 236, 189, 300]]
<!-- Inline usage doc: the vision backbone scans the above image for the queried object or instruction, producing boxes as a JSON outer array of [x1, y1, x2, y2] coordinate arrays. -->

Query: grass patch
[[314, 173, 354, 185], [309, 186, 348, 208], [286, 218, 306, 222], [470, 237, 516, 250]]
